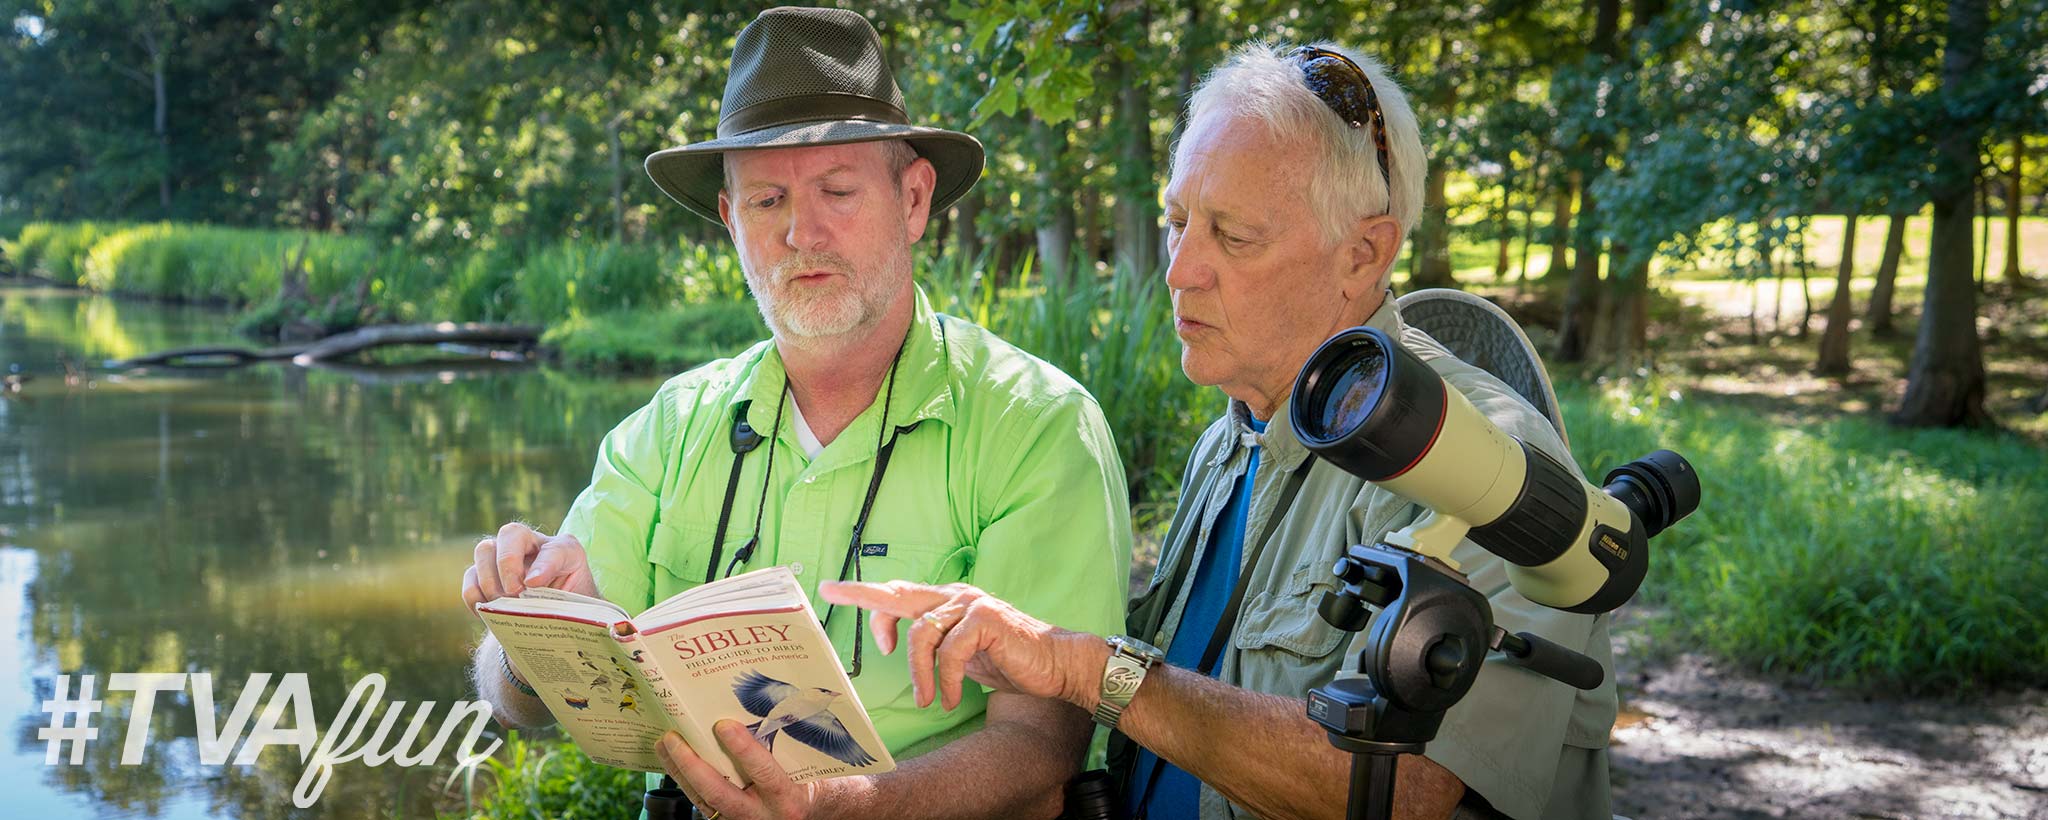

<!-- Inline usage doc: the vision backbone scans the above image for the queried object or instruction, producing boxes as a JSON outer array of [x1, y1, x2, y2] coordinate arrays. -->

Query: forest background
[[3, 1, 2045, 816]]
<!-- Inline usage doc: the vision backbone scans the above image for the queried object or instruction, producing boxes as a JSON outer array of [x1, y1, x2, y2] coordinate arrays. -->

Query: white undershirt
[[787, 389, 825, 458]]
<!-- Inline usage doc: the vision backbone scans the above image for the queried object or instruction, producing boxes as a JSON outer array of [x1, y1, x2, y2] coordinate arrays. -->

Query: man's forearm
[[471, 634, 556, 729], [1111, 663, 1463, 820], [824, 694, 1089, 820]]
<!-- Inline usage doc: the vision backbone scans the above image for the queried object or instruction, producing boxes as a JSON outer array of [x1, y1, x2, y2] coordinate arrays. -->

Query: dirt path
[[1610, 650, 2048, 819]]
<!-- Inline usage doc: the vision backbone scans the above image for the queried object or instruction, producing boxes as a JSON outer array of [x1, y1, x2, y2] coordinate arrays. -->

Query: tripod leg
[[1351, 752, 1400, 820]]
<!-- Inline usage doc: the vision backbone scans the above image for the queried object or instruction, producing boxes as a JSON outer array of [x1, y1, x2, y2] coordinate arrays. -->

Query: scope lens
[[1602, 450, 1702, 538], [1304, 342, 1388, 441]]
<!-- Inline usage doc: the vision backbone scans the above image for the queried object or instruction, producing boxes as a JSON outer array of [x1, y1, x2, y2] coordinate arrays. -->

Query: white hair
[[1181, 41, 1427, 245]]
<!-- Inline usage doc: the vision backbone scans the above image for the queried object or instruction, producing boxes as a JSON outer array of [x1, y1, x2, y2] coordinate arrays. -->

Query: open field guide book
[[476, 566, 893, 784]]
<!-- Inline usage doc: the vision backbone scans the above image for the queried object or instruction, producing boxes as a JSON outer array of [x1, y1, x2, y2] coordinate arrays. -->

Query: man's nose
[[1163, 236, 1211, 292], [785, 194, 831, 252]]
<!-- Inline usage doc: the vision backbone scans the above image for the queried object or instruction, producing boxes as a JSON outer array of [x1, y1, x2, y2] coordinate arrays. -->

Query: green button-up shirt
[[1127, 297, 1615, 820], [560, 286, 1133, 761]]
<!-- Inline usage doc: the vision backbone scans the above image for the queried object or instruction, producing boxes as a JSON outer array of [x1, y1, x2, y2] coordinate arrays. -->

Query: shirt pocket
[[646, 519, 727, 591], [1231, 557, 1349, 659], [845, 540, 968, 587]]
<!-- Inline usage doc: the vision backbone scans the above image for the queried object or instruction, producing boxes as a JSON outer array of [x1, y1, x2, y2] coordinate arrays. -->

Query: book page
[[479, 608, 675, 772]]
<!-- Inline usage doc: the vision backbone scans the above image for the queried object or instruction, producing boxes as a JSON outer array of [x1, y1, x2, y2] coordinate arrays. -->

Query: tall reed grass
[[925, 252, 1215, 516]]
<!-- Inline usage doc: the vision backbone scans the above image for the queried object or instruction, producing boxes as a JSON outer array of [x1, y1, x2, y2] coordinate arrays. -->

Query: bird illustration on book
[[732, 671, 877, 767], [562, 693, 591, 710]]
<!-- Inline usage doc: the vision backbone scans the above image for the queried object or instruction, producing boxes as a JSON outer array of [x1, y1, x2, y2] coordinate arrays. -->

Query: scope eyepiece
[[1601, 450, 1700, 539]]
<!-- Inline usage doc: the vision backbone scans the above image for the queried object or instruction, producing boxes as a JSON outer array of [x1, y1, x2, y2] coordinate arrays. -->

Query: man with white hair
[[825, 42, 1615, 820]]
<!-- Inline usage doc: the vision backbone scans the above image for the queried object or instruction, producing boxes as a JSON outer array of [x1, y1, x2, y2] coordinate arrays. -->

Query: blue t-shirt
[[1129, 417, 1265, 819]]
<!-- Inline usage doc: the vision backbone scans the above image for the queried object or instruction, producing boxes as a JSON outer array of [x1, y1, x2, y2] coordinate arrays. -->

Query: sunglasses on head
[[1289, 45, 1393, 195]]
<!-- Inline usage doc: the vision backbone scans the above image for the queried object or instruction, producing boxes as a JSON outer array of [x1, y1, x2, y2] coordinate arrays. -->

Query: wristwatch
[[1093, 635, 1164, 730]]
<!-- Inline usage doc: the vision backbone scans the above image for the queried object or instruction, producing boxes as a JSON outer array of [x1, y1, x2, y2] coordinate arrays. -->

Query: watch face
[[1104, 663, 1146, 700]]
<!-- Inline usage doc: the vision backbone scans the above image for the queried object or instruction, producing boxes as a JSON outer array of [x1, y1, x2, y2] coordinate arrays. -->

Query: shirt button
[[790, 562, 805, 576], [802, 476, 816, 485]]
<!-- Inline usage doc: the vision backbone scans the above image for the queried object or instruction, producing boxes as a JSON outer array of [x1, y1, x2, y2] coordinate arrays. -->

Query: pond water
[[0, 284, 661, 819]]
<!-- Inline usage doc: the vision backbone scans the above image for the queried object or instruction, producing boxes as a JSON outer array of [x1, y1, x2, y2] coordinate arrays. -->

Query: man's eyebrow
[[1210, 208, 1267, 235]]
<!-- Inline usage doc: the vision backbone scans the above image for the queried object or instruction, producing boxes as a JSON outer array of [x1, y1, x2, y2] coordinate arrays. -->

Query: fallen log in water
[[117, 322, 541, 368]]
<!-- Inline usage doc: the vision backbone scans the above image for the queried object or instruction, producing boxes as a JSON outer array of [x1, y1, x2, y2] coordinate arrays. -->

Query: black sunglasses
[[1289, 46, 1393, 194]]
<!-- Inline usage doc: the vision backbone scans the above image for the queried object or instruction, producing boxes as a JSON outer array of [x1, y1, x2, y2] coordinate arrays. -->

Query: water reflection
[[1, 285, 661, 819]]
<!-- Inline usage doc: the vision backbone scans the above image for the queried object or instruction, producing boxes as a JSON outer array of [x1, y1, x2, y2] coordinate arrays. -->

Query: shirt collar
[[1213, 291, 1406, 473]]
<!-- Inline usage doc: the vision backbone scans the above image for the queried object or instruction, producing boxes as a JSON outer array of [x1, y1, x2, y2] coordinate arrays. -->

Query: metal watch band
[[500, 648, 539, 698], [1093, 636, 1161, 730]]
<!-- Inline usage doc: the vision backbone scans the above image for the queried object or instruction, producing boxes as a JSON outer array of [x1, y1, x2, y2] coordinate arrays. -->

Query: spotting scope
[[1289, 324, 1703, 820], [1290, 325, 1699, 614]]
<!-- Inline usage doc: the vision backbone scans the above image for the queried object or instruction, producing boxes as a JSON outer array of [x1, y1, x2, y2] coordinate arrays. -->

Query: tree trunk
[[1518, 186, 1536, 286], [956, 186, 984, 266], [1494, 171, 1513, 281], [1081, 186, 1104, 268], [993, 231, 1027, 288], [1795, 231, 1816, 338], [1547, 174, 1573, 279], [1816, 212, 1860, 375], [607, 113, 627, 242], [1896, 0, 1992, 428], [1976, 176, 1990, 289], [1596, 246, 1649, 367], [2004, 132, 2024, 283], [1558, 183, 1604, 361], [1031, 118, 1076, 290], [1404, 36, 1460, 290], [1112, 33, 1159, 277], [1409, 158, 1457, 289], [1866, 213, 1908, 335], [147, 29, 171, 215], [1747, 249, 1762, 343], [1772, 240, 1786, 334], [1557, 0, 1622, 361]]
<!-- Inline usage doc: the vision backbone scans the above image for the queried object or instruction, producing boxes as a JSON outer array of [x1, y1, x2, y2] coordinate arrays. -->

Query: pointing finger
[[819, 580, 952, 617]]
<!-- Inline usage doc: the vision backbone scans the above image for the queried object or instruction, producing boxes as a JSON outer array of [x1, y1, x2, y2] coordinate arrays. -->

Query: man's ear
[[1345, 215, 1404, 299], [717, 189, 739, 240], [900, 157, 937, 243]]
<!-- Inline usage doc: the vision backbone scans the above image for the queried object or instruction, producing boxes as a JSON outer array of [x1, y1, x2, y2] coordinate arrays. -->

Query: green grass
[[1561, 377, 2048, 694], [441, 730, 640, 820], [541, 301, 766, 373]]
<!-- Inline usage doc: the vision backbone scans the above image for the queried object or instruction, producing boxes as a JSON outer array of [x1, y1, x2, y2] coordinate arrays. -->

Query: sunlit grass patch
[[1561, 377, 2048, 693]]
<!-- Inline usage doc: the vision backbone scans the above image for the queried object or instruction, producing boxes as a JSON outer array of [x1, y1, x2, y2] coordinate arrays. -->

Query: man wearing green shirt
[[458, 9, 1132, 820]]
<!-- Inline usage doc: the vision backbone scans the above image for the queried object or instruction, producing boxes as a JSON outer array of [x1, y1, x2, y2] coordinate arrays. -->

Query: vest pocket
[[1231, 558, 1349, 659]]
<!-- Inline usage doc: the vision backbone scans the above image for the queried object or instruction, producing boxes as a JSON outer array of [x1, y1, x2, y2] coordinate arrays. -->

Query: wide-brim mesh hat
[[646, 6, 984, 223]]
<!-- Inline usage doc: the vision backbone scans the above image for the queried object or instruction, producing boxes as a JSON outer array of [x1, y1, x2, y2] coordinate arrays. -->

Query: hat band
[[718, 93, 911, 139]]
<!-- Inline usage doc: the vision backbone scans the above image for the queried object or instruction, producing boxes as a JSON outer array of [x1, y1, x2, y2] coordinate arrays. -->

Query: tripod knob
[[1425, 635, 1468, 689], [1319, 588, 1372, 632], [1330, 555, 1391, 589]]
